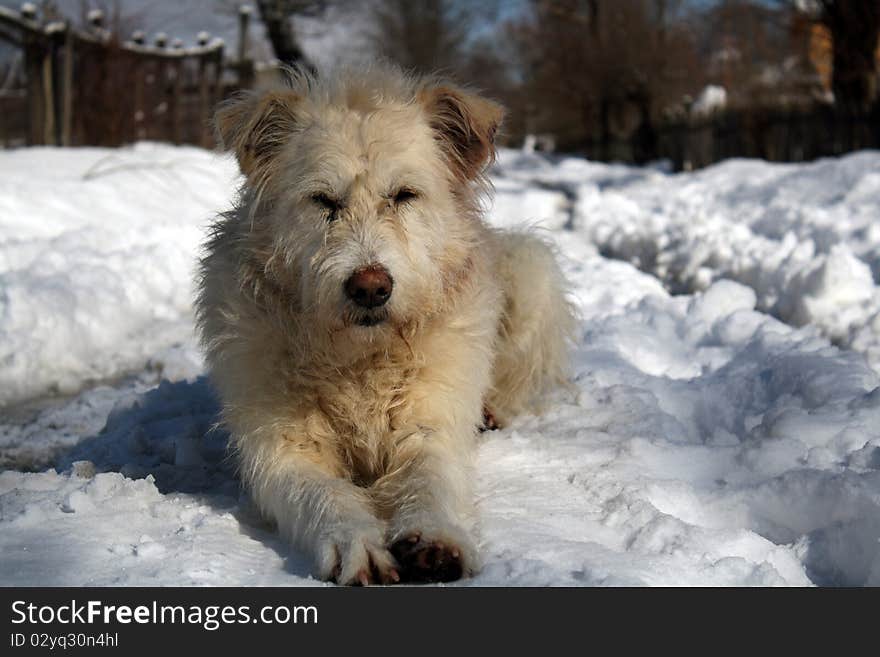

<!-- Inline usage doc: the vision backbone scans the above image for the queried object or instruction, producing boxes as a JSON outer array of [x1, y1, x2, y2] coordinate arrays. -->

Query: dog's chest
[[317, 356, 416, 475]]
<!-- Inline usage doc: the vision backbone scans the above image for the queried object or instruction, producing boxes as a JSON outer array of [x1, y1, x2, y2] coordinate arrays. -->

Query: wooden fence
[[0, 4, 256, 148], [656, 104, 880, 171], [555, 103, 880, 171]]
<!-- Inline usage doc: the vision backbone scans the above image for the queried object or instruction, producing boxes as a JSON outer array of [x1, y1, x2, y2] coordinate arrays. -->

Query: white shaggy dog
[[197, 65, 575, 585]]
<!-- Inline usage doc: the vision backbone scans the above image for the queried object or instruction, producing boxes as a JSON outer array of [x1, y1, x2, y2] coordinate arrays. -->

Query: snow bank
[[493, 149, 880, 373], [0, 143, 239, 405]]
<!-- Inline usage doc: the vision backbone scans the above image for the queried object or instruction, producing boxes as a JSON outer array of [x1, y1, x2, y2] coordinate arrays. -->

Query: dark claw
[[480, 406, 500, 432], [390, 536, 464, 583]]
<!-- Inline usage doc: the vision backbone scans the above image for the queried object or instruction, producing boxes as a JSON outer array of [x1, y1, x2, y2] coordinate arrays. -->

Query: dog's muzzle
[[344, 264, 393, 309]]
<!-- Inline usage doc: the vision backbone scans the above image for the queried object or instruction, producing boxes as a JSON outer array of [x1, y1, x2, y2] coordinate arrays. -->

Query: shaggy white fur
[[196, 64, 576, 585]]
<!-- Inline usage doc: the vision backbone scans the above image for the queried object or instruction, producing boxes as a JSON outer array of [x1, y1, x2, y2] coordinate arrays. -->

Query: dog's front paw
[[389, 528, 477, 583], [316, 526, 400, 586]]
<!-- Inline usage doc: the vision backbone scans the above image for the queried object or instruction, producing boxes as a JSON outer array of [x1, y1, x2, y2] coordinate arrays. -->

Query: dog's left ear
[[420, 84, 505, 182]]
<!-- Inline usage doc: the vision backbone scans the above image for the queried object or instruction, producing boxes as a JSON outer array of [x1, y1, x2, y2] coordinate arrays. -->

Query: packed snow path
[[1, 145, 879, 586]]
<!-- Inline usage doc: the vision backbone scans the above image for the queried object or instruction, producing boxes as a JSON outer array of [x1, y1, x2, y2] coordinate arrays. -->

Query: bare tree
[[255, 0, 328, 67], [367, 0, 476, 74], [698, 0, 818, 108], [511, 0, 704, 160], [365, 0, 519, 135]]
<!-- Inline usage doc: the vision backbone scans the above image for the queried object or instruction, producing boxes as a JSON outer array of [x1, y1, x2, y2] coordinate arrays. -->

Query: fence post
[[171, 59, 182, 144], [133, 57, 144, 141], [171, 38, 183, 143], [211, 43, 225, 139], [38, 26, 63, 145], [238, 5, 250, 64], [197, 45, 211, 147], [60, 25, 73, 145], [22, 14, 45, 145], [237, 5, 254, 89], [45, 24, 68, 146]]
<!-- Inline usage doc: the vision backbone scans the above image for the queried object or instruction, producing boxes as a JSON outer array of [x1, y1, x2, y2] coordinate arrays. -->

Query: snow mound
[[494, 149, 880, 373], [0, 144, 239, 405]]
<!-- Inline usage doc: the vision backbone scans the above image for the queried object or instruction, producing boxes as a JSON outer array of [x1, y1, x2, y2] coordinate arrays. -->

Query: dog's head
[[215, 66, 503, 340]]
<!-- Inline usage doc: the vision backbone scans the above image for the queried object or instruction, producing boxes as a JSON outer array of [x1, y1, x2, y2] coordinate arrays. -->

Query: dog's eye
[[392, 188, 418, 206], [311, 193, 340, 221]]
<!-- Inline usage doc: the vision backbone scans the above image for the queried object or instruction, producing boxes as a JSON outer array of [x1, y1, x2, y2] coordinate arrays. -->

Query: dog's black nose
[[345, 265, 393, 308]]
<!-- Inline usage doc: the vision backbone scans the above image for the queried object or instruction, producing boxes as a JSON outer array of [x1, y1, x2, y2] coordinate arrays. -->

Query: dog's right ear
[[214, 90, 300, 181]]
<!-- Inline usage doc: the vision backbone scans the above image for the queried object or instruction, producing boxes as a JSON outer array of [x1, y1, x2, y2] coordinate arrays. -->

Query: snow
[[691, 85, 727, 116], [2, 144, 880, 586], [0, 143, 239, 405], [497, 149, 880, 373]]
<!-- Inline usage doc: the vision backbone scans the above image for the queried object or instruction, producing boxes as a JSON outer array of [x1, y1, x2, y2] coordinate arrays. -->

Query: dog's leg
[[233, 415, 399, 585], [370, 324, 496, 583], [372, 428, 479, 583]]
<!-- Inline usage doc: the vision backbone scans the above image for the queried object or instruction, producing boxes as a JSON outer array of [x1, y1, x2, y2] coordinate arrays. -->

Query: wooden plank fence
[[0, 4, 256, 149]]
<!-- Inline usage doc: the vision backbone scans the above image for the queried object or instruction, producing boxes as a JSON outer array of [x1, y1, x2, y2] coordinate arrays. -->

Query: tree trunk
[[256, 0, 309, 67]]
